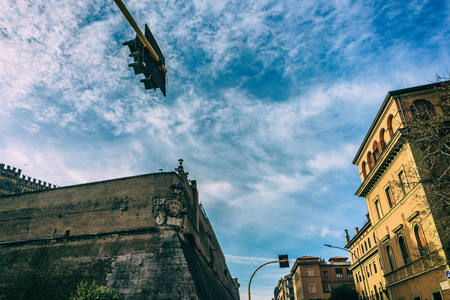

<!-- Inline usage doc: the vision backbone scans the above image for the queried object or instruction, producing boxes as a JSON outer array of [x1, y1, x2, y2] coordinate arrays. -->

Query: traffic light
[[141, 24, 166, 97], [278, 255, 289, 268], [123, 37, 146, 75], [122, 24, 166, 97]]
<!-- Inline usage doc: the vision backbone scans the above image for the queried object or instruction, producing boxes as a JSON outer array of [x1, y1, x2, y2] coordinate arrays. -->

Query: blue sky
[[1, 0, 449, 298]]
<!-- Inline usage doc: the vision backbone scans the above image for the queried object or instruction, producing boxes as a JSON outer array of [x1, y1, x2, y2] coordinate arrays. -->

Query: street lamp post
[[324, 244, 369, 300], [248, 257, 289, 300]]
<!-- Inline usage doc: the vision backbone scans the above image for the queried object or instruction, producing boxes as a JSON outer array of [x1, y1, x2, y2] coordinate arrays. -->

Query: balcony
[[384, 250, 444, 286]]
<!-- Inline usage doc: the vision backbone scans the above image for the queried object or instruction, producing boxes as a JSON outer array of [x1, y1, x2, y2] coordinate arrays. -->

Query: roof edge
[[352, 80, 448, 164]]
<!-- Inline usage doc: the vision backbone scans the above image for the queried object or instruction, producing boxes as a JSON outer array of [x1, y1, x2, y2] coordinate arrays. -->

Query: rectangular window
[[431, 291, 443, 300], [346, 268, 353, 277], [323, 271, 328, 278], [398, 170, 410, 196], [309, 284, 316, 294], [335, 268, 343, 278], [373, 261, 377, 273], [366, 266, 370, 278], [385, 185, 395, 208]]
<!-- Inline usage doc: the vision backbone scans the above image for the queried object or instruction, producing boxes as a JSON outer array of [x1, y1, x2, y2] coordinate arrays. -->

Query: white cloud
[[307, 144, 358, 173], [0, 0, 448, 298]]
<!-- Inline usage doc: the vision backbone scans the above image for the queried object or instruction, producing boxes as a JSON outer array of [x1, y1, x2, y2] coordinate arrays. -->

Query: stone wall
[[0, 166, 240, 300]]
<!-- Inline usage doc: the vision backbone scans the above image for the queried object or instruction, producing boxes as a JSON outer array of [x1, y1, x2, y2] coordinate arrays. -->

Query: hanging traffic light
[[122, 24, 166, 97], [123, 37, 146, 75], [141, 24, 166, 96], [278, 255, 289, 268]]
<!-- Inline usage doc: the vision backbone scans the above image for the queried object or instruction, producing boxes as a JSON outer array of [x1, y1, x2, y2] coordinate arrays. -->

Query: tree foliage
[[400, 76, 450, 260], [0, 283, 5, 300], [69, 281, 122, 300], [328, 285, 359, 300]]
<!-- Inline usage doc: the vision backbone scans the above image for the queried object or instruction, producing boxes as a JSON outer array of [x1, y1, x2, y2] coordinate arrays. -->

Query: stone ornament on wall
[[153, 182, 187, 228]]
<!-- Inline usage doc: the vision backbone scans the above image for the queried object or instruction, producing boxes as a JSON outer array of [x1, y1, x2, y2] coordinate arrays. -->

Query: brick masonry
[[0, 164, 240, 300]]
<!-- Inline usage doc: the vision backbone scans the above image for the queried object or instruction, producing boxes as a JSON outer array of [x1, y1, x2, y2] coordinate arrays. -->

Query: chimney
[[355, 227, 359, 234], [345, 229, 350, 244], [366, 214, 370, 222]]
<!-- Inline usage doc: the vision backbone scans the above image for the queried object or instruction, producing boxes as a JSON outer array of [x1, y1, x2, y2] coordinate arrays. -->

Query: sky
[[1, 0, 449, 299]]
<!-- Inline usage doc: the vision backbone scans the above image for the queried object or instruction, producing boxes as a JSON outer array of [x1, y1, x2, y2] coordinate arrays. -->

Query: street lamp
[[248, 255, 289, 300], [324, 244, 369, 300]]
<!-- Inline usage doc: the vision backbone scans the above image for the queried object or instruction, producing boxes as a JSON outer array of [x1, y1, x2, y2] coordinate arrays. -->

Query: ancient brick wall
[[0, 168, 240, 300]]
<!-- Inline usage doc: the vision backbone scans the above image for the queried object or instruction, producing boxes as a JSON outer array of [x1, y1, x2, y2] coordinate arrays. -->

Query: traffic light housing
[[278, 255, 289, 268], [123, 37, 145, 75], [123, 24, 166, 97]]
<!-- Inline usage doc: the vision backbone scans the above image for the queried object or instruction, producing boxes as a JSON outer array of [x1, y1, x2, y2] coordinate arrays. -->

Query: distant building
[[0, 163, 57, 196], [345, 215, 388, 300], [290, 256, 355, 300], [349, 81, 450, 300], [0, 160, 240, 300], [274, 274, 295, 300]]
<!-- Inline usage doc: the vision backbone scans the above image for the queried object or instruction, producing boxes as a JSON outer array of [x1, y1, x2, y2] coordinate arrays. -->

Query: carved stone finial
[[178, 159, 183, 166]]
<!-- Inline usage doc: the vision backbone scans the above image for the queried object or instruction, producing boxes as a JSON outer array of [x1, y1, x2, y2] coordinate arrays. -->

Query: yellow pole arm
[[248, 259, 288, 300], [113, 0, 168, 74]]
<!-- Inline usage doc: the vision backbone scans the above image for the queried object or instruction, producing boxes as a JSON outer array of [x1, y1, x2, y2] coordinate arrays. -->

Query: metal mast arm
[[113, 0, 168, 74]]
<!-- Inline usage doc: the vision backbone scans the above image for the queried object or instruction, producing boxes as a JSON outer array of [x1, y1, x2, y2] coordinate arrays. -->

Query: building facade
[[350, 82, 450, 300], [0, 160, 240, 300], [290, 256, 355, 300], [274, 274, 295, 300], [345, 216, 388, 300]]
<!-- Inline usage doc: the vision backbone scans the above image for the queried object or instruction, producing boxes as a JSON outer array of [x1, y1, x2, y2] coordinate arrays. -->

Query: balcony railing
[[384, 250, 444, 286]]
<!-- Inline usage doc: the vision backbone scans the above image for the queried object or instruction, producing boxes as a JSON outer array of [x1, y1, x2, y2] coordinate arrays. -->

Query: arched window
[[387, 115, 394, 137], [306, 267, 314, 276], [3, 182, 10, 189], [364, 241, 368, 252], [368, 238, 371, 248], [398, 236, 411, 265], [361, 161, 367, 179], [374, 285, 379, 300], [386, 245, 396, 271], [410, 99, 436, 120], [373, 141, 381, 162], [414, 225, 428, 256], [367, 152, 373, 170], [379, 128, 386, 150]]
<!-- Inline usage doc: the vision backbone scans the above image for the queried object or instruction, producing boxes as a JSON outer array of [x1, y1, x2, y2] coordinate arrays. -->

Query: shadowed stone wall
[[0, 164, 240, 300]]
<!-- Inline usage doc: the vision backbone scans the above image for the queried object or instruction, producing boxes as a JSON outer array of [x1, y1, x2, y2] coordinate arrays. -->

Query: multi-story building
[[290, 256, 355, 300], [351, 81, 450, 300], [345, 215, 388, 300], [274, 274, 295, 300]]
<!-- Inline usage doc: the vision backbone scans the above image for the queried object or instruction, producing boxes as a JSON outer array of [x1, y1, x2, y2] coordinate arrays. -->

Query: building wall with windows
[[345, 218, 388, 300], [274, 275, 295, 300], [290, 256, 355, 300], [351, 82, 450, 300]]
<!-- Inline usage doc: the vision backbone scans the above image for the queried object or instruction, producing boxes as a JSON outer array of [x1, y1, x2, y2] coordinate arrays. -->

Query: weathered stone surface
[[0, 168, 240, 300]]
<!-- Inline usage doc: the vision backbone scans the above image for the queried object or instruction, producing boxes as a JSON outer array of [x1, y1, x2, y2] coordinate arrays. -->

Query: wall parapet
[[0, 163, 57, 191]]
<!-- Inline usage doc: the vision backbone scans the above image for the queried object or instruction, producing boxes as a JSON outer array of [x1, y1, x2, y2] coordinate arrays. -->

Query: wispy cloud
[[0, 0, 449, 298]]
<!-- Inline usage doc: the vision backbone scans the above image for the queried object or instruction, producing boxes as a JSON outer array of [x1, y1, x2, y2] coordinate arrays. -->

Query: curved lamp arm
[[248, 259, 288, 300]]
